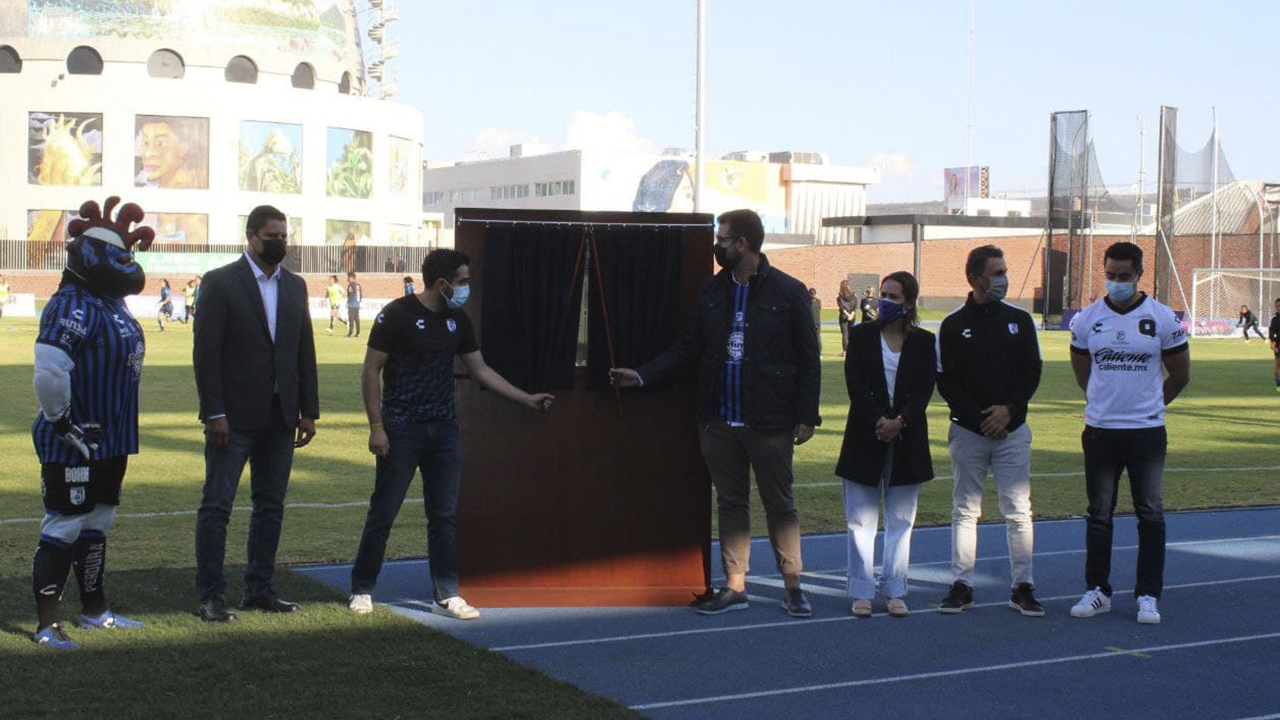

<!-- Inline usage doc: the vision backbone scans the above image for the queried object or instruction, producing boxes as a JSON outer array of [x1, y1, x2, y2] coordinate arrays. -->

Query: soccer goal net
[[1189, 269, 1280, 337]]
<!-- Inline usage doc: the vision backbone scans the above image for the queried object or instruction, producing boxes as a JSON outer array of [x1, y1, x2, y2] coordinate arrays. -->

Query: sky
[[382, 0, 1279, 203]]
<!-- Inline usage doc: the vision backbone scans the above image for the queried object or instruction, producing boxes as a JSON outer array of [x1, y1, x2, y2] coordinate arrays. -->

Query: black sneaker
[[782, 587, 812, 618], [1009, 582, 1045, 617], [938, 581, 974, 614], [695, 588, 749, 615]]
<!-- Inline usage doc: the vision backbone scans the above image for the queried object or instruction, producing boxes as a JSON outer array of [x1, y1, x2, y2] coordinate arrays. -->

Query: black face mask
[[259, 237, 287, 266], [713, 244, 738, 271]]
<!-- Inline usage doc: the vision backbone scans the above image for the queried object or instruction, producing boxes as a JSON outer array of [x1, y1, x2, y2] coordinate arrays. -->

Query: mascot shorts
[[41, 457, 127, 515]]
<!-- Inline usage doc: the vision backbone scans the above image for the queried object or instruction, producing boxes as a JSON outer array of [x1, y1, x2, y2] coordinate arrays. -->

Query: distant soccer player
[[1068, 242, 1190, 625], [325, 275, 347, 333], [1238, 304, 1266, 342], [30, 197, 155, 649], [181, 278, 197, 323], [1269, 298, 1280, 392], [155, 279, 173, 332], [346, 271, 364, 338]]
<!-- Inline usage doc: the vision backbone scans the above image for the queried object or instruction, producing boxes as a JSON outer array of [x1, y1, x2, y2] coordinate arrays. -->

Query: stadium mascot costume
[[30, 197, 154, 650]]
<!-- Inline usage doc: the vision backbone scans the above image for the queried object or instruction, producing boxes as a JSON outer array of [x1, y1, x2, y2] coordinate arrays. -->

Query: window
[[424, 191, 444, 206], [147, 49, 184, 78], [225, 55, 258, 83], [338, 71, 352, 94], [0, 45, 21, 73], [291, 62, 315, 89], [66, 46, 103, 75], [534, 180, 573, 198]]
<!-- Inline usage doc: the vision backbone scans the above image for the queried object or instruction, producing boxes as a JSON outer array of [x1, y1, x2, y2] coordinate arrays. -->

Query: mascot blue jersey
[[32, 281, 145, 463]]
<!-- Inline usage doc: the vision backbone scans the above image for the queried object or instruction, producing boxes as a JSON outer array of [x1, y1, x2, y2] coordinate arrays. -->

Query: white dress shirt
[[245, 251, 280, 343]]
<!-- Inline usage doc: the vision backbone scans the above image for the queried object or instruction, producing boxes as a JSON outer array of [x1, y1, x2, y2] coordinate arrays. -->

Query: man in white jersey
[[1068, 242, 1190, 624]]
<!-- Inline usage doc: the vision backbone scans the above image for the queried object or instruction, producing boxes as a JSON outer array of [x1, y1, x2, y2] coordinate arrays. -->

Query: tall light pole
[[694, 0, 707, 213]]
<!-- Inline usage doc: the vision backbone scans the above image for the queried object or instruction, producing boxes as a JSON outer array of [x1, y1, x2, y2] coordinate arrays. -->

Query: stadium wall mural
[[28, 112, 102, 186], [142, 212, 209, 246], [135, 115, 209, 190], [240, 120, 303, 194], [388, 135, 414, 196], [326, 127, 372, 199]]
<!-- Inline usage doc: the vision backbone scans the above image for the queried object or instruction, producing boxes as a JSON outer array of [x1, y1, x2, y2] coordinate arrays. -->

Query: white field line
[[0, 498, 421, 526], [777, 534, 1280, 581], [795, 464, 1280, 489], [490, 572, 1280, 652], [630, 629, 1280, 710], [3, 466, 1277, 526], [1231, 714, 1280, 720]]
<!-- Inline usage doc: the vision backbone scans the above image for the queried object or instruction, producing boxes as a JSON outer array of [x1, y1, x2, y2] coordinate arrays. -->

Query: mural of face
[[139, 122, 190, 187]]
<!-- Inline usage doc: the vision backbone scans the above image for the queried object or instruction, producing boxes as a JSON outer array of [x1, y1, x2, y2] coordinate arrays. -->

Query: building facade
[[424, 148, 879, 246], [1, 0, 426, 275]]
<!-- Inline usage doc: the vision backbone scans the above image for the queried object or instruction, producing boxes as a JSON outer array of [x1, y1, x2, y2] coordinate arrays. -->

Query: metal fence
[[0, 239, 438, 276]]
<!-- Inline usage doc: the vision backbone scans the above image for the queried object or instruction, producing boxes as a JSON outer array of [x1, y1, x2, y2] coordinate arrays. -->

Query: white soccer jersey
[[1070, 294, 1188, 429]]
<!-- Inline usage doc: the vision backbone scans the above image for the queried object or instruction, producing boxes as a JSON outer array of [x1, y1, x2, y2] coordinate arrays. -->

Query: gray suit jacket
[[193, 255, 319, 431]]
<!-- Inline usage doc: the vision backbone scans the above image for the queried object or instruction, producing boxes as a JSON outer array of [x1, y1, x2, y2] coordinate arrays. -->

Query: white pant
[[843, 452, 921, 600], [948, 422, 1034, 588]]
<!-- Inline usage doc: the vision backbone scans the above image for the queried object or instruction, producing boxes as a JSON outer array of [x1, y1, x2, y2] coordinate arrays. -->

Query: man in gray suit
[[192, 205, 319, 623]]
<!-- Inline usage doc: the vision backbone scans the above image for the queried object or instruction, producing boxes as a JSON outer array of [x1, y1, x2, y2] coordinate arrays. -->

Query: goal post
[[1189, 269, 1280, 337]]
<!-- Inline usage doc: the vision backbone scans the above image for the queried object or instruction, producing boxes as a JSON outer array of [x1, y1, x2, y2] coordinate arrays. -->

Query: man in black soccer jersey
[[30, 197, 155, 650], [348, 249, 554, 619]]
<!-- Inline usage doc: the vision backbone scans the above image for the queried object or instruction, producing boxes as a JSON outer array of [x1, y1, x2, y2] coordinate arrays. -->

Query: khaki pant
[[948, 422, 1035, 588], [698, 419, 803, 577]]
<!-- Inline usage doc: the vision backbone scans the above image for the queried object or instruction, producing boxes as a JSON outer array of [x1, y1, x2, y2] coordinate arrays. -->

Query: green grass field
[[1, 315, 1277, 717]]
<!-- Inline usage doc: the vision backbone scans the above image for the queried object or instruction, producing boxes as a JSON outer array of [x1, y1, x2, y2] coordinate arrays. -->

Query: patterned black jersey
[[368, 295, 478, 425], [32, 282, 145, 463]]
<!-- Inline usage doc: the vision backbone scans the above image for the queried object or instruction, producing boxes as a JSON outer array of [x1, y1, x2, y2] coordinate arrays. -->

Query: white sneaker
[[1136, 595, 1161, 624], [348, 594, 373, 614], [432, 596, 480, 620], [1070, 587, 1112, 618]]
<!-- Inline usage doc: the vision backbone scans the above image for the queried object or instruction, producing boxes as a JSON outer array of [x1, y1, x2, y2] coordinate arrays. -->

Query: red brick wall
[[767, 235, 1047, 310], [768, 232, 1277, 313]]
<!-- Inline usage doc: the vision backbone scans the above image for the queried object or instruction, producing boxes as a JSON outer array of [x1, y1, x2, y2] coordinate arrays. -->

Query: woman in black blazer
[[834, 271, 936, 618]]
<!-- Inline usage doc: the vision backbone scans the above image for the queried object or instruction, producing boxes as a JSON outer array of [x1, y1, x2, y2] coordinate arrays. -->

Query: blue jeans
[[1082, 426, 1167, 599], [195, 418, 295, 600], [351, 421, 462, 601]]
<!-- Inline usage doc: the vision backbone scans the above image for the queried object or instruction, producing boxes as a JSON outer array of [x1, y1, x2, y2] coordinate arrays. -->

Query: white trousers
[[843, 451, 921, 600], [948, 422, 1035, 588]]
